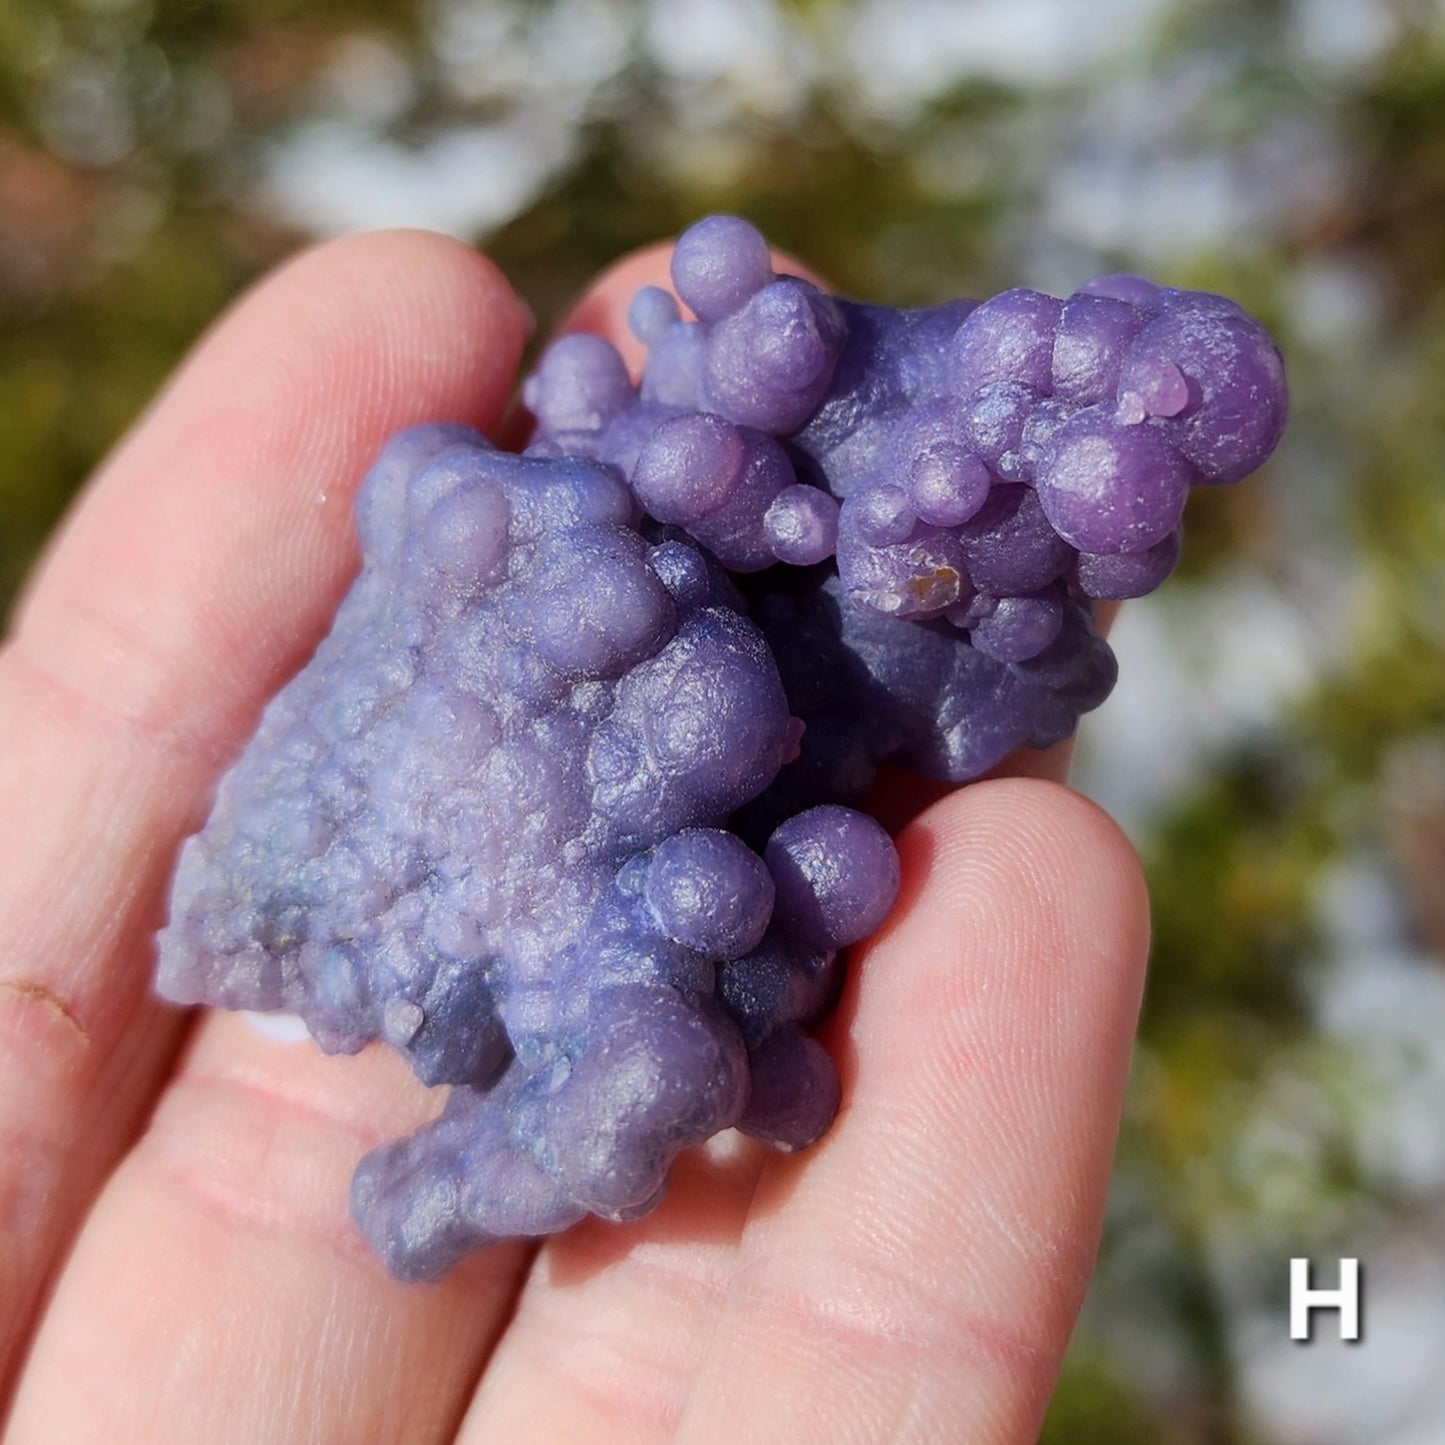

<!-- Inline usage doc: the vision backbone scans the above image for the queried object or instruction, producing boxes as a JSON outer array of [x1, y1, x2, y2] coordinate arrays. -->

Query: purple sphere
[[766, 806, 901, 952], [950, 288, 1063, 395], [1035, 410, 1193, 554], [671, 214, 774, 323], [765, 484, 841, 566]]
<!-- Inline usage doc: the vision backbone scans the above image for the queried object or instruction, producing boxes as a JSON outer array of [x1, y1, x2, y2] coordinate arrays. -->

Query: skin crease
[[0, 232, 1149, 1445]]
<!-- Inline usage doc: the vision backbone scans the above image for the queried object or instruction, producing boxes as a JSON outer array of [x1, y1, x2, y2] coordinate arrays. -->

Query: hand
[[0, 233, 1149, 1444]]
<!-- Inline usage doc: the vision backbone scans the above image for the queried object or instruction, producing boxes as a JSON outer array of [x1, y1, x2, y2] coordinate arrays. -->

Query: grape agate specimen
[[156, 215, 1287, 1280]]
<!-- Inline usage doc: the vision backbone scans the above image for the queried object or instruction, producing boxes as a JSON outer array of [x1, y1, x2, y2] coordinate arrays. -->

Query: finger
[[3, 229, 533, 1438], [457, 1134, 774, 1443], [7, 1015, 532, 1445], [667, 778, 1149, 1445]]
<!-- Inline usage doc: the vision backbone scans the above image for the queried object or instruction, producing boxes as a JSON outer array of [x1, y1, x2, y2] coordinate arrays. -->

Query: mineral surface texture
[[156, 215, 1287, 1280]]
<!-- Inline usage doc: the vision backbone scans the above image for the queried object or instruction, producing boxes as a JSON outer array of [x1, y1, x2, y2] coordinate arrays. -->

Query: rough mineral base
[[156, 215, 1287, 1280]]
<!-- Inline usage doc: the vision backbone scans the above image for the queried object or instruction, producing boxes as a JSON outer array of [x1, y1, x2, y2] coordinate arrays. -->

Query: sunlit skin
[[0, 231, 1149, 1445]]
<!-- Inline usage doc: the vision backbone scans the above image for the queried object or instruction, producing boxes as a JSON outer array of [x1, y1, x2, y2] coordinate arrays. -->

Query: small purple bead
[[702, 278, 846, 434], [1118, 297, 1288, 484], [765, 484, 841, 566], [893, 400, 992, 527], [957, 483, 1075, 595], [633, 412, 746, 526], [671, 214, 774, 323], [1076, 273, 1160, 305], [1051, 292, 1145, 406], [970, 589, 1065, 663], [1074, 527, 1182, 599], [738, 1027, 841, 1152], [629, 284, 682, 345], [527, 333, 635, 434], [961, 380, 1036, 469], [950, 288, 1063, 395], [645, 828, 775, 958], [635, 414, 794, 571], [849, 484, 917, 545], [765, 805, 901, 952], [1035, 409, 1193, 554]]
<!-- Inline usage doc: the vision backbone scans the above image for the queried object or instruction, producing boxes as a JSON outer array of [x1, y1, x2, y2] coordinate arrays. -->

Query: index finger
[[0, 228, 530, 1407]]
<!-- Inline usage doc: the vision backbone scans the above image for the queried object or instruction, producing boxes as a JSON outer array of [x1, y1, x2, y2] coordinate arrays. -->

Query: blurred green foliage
[[3, 2, 1444, 1439]]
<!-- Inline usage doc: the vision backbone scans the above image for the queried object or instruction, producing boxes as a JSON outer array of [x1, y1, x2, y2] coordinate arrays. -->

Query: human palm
[[0, 233, 1148, 1444]]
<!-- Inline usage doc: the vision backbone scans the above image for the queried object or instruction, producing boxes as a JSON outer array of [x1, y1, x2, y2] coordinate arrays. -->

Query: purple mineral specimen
[[156, 214, 1287, 1280]]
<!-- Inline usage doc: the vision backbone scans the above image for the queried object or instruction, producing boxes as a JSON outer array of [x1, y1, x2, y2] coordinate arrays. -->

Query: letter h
[[1290, 1257, 1361, 1343]]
